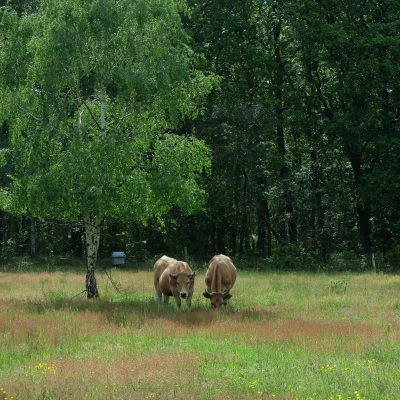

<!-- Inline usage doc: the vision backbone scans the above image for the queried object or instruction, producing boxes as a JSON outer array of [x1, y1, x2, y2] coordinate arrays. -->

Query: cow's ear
[[223, 293, 232, 299], [203, 291, 211, 298], [189, 272, 196, 280], [169, 273, 178, 280]]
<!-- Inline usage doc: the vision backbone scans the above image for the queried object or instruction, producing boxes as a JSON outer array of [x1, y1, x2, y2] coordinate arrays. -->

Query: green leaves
[[149, 134, 211, 215], [3, 0, 214, 224]]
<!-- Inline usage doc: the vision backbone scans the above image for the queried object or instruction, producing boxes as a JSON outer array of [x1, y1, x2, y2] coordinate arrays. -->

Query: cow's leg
[[186, 290, 194, 312], [163, 294, 170, 308], [172, 291, 182, 312], [155, 286, 163, 309]]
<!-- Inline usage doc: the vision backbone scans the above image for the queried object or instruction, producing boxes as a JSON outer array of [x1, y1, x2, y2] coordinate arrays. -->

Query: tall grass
[[1, 265, 400, 399]]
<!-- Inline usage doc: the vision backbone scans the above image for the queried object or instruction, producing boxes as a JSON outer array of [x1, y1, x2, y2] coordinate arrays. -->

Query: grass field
[[1, 261, 400, 399]]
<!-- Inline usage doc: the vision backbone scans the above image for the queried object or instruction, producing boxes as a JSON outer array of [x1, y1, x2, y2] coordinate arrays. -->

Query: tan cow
[[203, 254, 236, 309], [154, 255, 196, 312]]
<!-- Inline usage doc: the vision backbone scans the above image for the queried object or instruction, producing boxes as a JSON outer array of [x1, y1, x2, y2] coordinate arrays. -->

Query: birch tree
[[1, 0, 214, 297]]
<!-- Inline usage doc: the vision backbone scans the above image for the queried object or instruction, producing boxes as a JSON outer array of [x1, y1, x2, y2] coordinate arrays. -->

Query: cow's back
[[154, 256, 176, 287], [206, 255, 236, 290]]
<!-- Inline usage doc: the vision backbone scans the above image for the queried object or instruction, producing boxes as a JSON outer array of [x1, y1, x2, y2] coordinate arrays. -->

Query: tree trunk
[[349, 152, 371, 253], [30, 217, 36, 258], [287, 196, 297, 244], [238, 169, 248, 258], [210, 224, 216, 255], [310, 149, 328, 256], [266, 199, 272, 257], [84, 210, 101, 298], [273, 8, 293, 245], [0, 211, 4, 256], [232, 172, 241, 256], [257, 197, 267, 258], [216, 225, 225, 254]]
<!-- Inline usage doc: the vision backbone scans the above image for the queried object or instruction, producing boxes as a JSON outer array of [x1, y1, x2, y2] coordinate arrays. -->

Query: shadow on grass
[[4, 291, 282, 327]]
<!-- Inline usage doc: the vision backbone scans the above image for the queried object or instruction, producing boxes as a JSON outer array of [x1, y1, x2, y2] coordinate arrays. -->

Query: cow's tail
[[213, 264, 221, 293]]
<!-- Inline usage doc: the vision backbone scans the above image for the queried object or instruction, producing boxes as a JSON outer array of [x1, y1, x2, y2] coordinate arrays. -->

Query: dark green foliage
[[1, 0, 400, 271]]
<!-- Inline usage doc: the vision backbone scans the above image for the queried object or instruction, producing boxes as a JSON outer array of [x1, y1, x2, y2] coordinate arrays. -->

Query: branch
[[71, 290, 87, 299], [82, 100, 104, 133], [104, 269, 125, 294]]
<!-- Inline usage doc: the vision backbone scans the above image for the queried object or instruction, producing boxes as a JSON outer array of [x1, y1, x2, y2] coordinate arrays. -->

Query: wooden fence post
[[372, 253, 376, 273]]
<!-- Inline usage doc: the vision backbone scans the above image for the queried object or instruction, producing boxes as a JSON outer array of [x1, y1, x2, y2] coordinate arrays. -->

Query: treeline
[[1, 0, 400, 271]]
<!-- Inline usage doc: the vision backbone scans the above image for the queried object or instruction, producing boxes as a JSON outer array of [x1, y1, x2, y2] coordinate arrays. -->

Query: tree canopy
[[0, 0, 214, 295], [1, 0, 400, 273]]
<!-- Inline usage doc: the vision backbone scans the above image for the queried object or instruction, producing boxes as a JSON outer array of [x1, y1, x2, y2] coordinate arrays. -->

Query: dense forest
[[1, 0, 400, 275]]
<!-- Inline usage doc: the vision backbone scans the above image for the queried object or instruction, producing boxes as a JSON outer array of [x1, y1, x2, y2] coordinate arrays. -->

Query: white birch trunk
[[84, 209, 101, 298]]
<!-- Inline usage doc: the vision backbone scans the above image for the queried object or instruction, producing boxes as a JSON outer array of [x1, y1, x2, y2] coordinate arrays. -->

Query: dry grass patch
[[2, 268, 400, 399], [5, 354, 201, 400], [153, 313, 383, 353]]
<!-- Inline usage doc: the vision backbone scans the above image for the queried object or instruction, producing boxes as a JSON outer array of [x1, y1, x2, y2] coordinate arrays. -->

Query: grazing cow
[[154, 255, 196, 312], [203, 254, 236, 309]]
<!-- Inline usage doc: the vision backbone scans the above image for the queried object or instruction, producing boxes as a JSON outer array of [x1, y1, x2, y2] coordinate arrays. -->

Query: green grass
[[1, 266, 400, 399]]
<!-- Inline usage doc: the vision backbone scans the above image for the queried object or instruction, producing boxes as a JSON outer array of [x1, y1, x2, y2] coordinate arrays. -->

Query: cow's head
[[170, 272, 196, 298], [203, 289, 232, 309]]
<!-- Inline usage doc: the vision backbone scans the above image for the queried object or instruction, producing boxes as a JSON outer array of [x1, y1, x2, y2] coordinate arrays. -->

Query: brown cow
[[203, 254, 236, 309], [154, 255, 196, 312]]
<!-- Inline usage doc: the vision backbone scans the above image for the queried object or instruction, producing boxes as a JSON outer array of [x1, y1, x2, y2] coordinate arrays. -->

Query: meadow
[[1, 260, 400, 399]]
